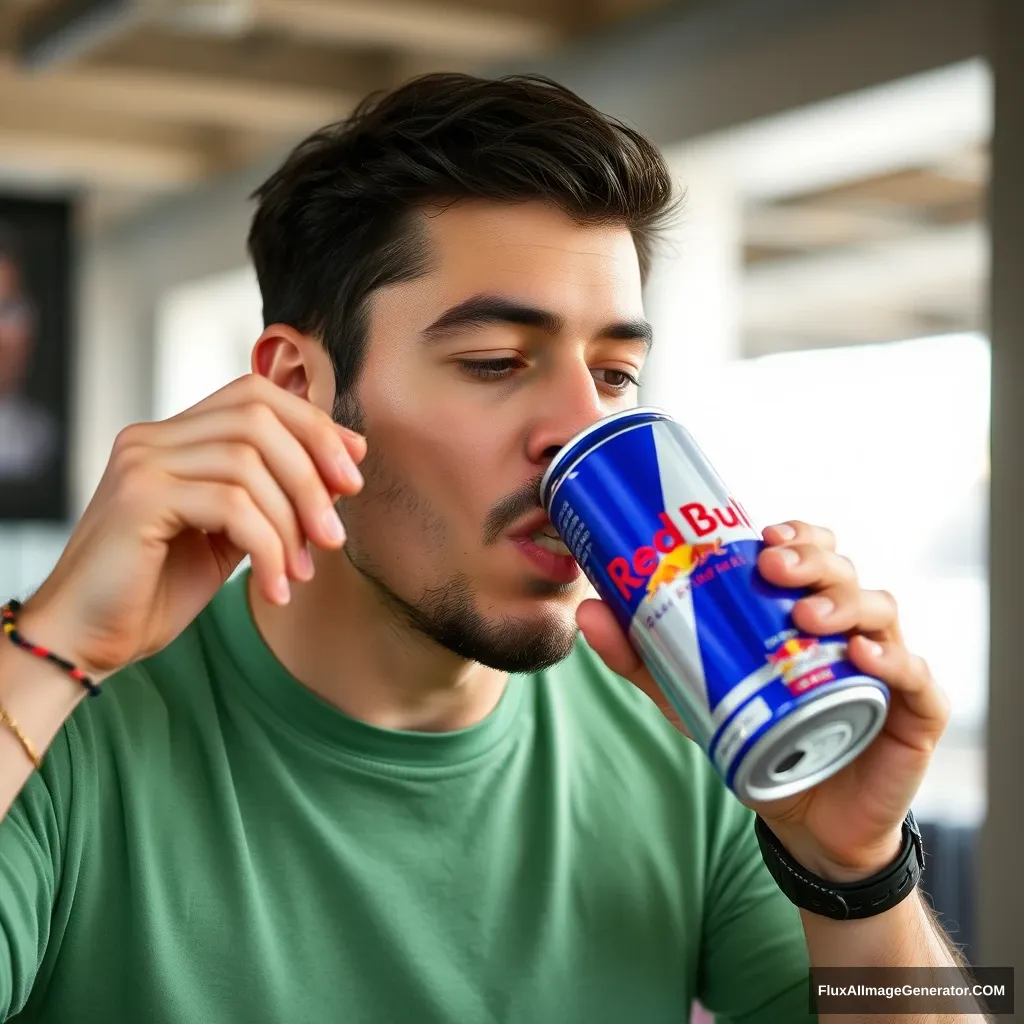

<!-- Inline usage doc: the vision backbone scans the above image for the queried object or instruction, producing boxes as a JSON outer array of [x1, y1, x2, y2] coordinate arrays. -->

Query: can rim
[[539, 406, 670, 508]]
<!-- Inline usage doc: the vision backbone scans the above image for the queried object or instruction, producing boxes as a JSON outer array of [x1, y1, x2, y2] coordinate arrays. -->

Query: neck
[[247, 551, 509, 733]]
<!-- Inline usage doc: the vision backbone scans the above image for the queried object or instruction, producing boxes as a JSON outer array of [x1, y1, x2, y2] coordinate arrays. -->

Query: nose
[[525, 362, 608, 470]]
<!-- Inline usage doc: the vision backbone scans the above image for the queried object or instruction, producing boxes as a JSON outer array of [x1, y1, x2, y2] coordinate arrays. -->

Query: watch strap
[[754, 810, 924, 920]]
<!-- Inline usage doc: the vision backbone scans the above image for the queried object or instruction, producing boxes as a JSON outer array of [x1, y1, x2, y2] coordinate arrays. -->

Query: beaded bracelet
[[1, 600, 101, 697]]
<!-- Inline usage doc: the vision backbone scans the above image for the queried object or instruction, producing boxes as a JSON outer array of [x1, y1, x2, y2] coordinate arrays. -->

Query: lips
[[508, 513, 581, 584]]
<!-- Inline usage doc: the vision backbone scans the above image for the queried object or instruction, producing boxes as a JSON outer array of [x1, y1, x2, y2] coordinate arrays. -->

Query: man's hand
[[577, 520, 951, 883], [19, 374, 367, 683]]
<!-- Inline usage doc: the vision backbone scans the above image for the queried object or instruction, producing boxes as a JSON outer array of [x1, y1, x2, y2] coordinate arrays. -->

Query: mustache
[[482, 474, 546, 546]]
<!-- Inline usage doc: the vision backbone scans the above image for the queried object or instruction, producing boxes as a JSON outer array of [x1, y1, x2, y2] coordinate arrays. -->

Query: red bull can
[[540, 408, 889, 802]]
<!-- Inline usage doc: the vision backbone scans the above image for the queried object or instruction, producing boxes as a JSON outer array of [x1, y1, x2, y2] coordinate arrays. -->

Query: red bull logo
[[607, 498, 753, 600], [643, 540, 724, 599], [768, 636, 820, 670]]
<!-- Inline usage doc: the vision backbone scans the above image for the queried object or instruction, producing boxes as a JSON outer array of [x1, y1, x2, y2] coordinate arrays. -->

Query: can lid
[[539, 406, 672, 509]]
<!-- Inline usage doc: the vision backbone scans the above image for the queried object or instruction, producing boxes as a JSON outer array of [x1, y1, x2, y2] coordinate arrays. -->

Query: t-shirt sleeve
[[0, 726, 75, 1019], [696, 778, 818, 1024]]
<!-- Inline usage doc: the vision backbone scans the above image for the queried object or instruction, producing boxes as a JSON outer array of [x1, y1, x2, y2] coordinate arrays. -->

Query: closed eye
[[457, 358, 642, 393], [457, 357, 521, 381]]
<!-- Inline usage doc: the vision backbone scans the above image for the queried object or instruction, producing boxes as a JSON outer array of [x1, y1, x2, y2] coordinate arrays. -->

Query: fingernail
[[323, 507, 346, 543], [295, 546, 314, 581], [778, 547, 800, 566], [338, 455, 364, 489], [864, 639, 884, 658], [771, 523, 797, 540], [806, 594, 834, 617], [273, 575, 291, 605]]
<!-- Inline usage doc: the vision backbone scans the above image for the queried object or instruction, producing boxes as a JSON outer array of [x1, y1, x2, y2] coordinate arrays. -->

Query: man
[[0, 224, 59, 483], [0, 74, 967, 1023]]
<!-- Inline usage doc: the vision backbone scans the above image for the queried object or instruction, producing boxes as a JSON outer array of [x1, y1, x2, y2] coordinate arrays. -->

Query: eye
[[457, 357, 522, 381], [594, 368, 641, 391]]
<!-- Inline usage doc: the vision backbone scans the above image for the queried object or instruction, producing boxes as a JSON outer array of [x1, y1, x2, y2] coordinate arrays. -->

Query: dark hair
[[248, 72, 678, 426]]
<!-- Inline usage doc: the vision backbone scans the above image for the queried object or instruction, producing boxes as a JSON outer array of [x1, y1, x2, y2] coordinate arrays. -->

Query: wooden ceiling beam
[[0, 57, 358, 133], [248, 0, 560, 59], [0, 102, 218, 188]]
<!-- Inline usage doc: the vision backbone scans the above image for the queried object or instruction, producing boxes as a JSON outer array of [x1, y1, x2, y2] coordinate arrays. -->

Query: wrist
[[755, 813, 924, 921], [9, 600, 113, 687], [776, 828, 906, 884]]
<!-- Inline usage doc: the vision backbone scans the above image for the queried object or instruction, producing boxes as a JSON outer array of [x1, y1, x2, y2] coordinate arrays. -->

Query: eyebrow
[[420, 293, 653, 352]]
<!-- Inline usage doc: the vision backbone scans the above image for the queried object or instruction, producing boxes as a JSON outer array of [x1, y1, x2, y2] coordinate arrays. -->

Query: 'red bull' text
[[606, 499, 753, 599]]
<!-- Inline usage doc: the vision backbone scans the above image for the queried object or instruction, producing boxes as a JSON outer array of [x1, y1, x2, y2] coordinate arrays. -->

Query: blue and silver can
[[540, 408, 889, 802]]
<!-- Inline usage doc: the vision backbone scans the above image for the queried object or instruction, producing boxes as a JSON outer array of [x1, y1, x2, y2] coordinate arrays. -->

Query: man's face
[[340, 200, 649, 673]]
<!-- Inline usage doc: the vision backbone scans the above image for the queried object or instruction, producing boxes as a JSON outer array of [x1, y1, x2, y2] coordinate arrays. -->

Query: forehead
[[418, 200, 643, 308]]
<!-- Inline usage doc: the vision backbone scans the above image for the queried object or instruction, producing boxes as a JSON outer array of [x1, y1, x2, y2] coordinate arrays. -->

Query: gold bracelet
[[0, 702, 42, 771]]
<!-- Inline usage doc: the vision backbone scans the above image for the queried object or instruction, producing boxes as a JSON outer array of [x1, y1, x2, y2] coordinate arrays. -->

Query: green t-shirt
[[0, 571, 815, 1023]]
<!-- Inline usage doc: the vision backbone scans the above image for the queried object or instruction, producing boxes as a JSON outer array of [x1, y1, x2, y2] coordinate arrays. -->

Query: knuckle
[[234, 443, 264, 478], [113, 460, 158, 509], [241, 401, 278, 439], [223, 484, 254, 518], [793, 542, 822, 564], [111, 422, 146, 456], [111, 441, 147, 477], [832, 553, 857, 582], [907, 652, 931, 683], [241, 373, 270, 399], [876, 588, 899, 615]]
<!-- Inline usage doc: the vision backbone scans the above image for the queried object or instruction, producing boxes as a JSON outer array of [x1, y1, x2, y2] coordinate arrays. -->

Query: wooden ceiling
[[741, 145, 989, 353], [0, 0, 668, 204], [0, 2, 989, 354]]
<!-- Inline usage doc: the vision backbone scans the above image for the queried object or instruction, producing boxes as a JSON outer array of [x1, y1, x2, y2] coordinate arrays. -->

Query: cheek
[[358, 371, 506, 534]]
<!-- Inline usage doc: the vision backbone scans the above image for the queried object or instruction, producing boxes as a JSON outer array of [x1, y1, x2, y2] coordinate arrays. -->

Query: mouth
[[507, 513, 581, 584]]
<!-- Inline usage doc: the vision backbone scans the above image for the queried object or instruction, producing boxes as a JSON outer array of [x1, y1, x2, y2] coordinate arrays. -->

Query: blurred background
[[0, 0, 1019, 1007]]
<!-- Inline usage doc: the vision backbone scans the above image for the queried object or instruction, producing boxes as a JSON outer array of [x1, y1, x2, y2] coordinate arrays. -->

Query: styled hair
[[248, 72, 678, 425]]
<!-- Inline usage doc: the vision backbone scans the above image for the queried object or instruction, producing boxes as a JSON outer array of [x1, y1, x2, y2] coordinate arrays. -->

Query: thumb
[[576, 598, 691, 738], [576, 597, 644, 678]]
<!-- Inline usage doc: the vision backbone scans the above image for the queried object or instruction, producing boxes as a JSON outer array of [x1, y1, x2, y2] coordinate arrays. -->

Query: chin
[[432, 594, 580, 673], [352, 556, 582, 673]]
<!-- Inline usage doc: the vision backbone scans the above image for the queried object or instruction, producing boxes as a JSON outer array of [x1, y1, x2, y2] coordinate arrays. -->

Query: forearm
[[0, 625, 87, 820], [802, 892, 990, 1023]]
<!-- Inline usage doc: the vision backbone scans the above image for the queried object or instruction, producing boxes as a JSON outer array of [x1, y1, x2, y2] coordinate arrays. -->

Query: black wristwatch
[[754, 810, 924, 920]]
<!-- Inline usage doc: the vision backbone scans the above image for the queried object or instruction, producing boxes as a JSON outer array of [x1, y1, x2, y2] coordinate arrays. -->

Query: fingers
[[149, 410, 348, 547], [763, 520, 836, 551], [149, 441, 330, 584], [793, 586, 902, 640], [109, 374, 367, 606], [162, 478, 294, 606], [847, 636, 951, 747], [155, 392, 364, 501], [576, 598, 643, 679], [757, 533, 904, 642], [758, 542, 855, 590]]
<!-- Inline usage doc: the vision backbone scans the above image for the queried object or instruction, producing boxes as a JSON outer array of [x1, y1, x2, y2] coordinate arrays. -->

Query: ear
[[252, 324, 336, 415]]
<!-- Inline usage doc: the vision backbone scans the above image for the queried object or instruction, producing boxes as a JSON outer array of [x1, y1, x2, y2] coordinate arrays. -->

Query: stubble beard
[[333, 392, 579, 673]]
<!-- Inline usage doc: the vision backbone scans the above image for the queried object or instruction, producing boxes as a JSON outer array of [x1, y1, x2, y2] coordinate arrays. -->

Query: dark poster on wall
[[0, 196, 72, 522]]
